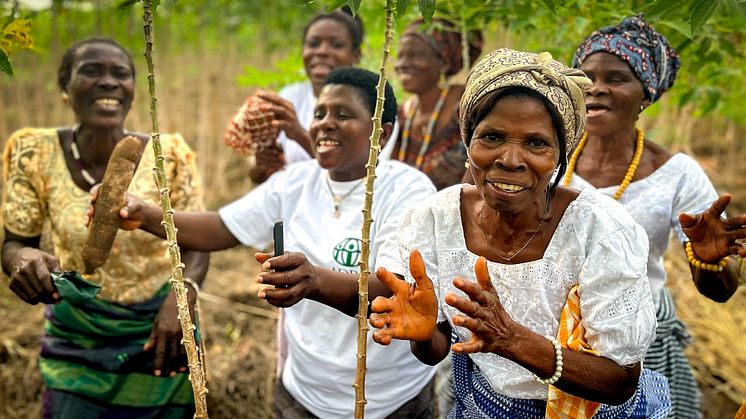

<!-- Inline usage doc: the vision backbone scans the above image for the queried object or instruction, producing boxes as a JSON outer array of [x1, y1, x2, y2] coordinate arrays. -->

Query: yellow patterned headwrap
[[459, 48, 591, 156]]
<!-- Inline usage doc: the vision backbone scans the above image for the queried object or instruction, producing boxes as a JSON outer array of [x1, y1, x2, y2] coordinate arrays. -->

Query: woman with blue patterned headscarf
[[566, 14, 746, 418]]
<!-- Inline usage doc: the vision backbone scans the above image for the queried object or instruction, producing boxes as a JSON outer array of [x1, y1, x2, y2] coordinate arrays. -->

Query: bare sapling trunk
[[354, 0, 395, 417], [141, 1, 208, 417], [460, 11, 471, 72]]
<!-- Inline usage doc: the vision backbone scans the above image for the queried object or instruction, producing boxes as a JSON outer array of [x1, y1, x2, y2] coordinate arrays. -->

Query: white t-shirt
[[219, 159, 437, 418], [277, 81, 397, 165], [568, 153, 718, 305], [377, 186, 656, 399]]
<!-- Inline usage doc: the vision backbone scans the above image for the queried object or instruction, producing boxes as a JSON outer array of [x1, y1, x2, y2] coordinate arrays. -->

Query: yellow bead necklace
[[563, 127, 645, 200]]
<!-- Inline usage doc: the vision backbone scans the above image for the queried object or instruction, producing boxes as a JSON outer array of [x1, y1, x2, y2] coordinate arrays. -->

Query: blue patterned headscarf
[[572, 14, 680, 106]]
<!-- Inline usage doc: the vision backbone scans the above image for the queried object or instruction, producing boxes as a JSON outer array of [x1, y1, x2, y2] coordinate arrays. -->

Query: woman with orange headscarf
[[391, 19, 482, 190]]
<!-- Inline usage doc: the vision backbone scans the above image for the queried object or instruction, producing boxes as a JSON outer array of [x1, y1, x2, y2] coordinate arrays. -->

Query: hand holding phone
[[273, 220, 284, 258]]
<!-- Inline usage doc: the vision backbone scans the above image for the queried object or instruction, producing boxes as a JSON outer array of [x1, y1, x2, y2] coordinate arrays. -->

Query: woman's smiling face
[[579, 52, 649, 137], [302, 19, 360, 95], [468, 95, 560, 215], [309, 84, 373, 181], [66, 42, 135, 129]]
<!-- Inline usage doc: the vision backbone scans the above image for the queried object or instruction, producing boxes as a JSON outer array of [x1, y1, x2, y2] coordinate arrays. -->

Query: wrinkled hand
[[446, 257, 519, 355], [145, 284, 197, 376], [249, 143, 286, 183], [680, 194, 746, 262], [369, 250, 438, 345], [256, 91, 309, 147], [255, 252, 318, 308], [85, 184, 146, 231], [9, 247, 61, 305]]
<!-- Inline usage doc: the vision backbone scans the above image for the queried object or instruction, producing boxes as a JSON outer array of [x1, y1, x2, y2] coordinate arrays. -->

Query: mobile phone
[[273, 221, 284, 257]]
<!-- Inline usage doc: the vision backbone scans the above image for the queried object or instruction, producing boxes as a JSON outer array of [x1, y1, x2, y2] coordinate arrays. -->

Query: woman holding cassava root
[[1, 38, 207, 418], [90, 68, 437, 419]]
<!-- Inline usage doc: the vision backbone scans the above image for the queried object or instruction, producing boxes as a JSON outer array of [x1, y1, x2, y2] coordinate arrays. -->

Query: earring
[[639, 104, 645, 113], [61, 92, 70, 105], [544, 185, 552, 215], [438, 71, 447, 90]]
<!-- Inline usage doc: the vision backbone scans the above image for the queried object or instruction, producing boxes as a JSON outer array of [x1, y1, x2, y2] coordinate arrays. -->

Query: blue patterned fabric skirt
[[448, 337, 671, 418]]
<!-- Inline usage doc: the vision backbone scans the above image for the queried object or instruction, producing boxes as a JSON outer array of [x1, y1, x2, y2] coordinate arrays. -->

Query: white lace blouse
[[569, 153, 718, 305], [377, 186, 657, 399]]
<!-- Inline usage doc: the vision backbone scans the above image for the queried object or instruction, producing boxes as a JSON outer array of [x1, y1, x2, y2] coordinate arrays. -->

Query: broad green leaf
[[397, 0, 413, 17], [0, 49, 12, 75], [724, 0, 746, 18], [689, 0, 720, 36], [418, 0, 435, 22], [678, 88, 698, 107], [323, 0, 349, 12], [539, 0, 556, 13], [660, 19, 693, 39], [117, 0, 139, 10], [702, 89, 721, 114], [644, 0, 688, 17], [347, 0, 362, 15]]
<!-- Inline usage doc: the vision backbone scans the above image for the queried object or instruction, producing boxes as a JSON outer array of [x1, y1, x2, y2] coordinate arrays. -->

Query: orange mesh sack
[[224, 94, 280, 154]]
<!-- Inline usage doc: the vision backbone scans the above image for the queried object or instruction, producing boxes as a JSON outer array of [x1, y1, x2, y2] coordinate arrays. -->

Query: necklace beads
[[563, 127, 644, 201], [398, 86, 450, 169]]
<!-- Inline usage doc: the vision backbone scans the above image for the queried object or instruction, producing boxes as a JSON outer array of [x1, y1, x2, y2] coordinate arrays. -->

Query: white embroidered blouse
[[569, 153, 718, 305], [377, 185, 657, 399]]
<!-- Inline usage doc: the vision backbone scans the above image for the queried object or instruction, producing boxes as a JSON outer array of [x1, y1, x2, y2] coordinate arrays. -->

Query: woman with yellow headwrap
[[569, 15, 746, 418], [369, 48, 671, 417]]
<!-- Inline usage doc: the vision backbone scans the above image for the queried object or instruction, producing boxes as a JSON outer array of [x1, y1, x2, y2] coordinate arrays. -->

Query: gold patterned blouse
[[2, 128, 204, 304]]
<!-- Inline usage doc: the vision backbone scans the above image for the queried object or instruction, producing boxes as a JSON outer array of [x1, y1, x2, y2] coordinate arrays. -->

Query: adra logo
[[333, 238, 362, 268]]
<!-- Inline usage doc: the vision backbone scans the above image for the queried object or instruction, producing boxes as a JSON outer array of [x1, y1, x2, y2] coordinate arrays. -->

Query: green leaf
[[323, 0, 349, 12], [678, 88, 698, 107], [397, 0, 413, 17], [538, 0, 556, 13], [689, 0, 720, 36], [644, 0, 688, 17], [0, 49, 13, 75], [418, 0, 435, 22], [347, 0, 362, 15], [724, 0, 746, 18], [660, 19, 693, 39], [117, 0, 140, 10], [702, 89, 721, 113]]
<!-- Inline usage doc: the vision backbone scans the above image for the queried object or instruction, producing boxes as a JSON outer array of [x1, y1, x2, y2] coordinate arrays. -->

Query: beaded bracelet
[[533, 335, 563, 385], [685, 242, 729, 273]]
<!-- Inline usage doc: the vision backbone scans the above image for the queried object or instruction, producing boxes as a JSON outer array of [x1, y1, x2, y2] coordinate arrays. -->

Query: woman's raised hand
[[680, 194, 746, 262], [446, 257, 519, 355], [255, 251, 319, 308], [256, 91, 312, 151], [85, 184, 146, 231], [370, 250, 438, 345]]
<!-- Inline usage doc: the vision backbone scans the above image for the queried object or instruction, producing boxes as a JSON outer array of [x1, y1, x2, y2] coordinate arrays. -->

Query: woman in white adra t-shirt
[[89, 68, 437, 419]]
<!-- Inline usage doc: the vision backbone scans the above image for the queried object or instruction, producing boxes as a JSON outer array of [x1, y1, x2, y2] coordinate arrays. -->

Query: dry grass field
[[1, 43, 745, 418]]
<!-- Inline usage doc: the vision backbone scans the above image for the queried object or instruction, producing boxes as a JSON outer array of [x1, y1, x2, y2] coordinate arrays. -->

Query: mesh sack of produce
[[224, 94, 280, 154]]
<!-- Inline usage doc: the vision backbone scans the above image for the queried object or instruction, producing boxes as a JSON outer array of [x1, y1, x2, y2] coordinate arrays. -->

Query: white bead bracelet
[[533, 335, 563, 385]]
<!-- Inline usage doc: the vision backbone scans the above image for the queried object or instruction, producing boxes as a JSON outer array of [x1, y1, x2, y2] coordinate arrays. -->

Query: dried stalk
[[141, 1, 208, 417], [354, 0, 395, 417]]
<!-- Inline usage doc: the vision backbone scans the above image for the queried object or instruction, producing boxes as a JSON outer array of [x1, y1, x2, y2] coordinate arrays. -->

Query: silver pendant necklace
[[481, 214, 545, 262], [325, 175, 365, 218]]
